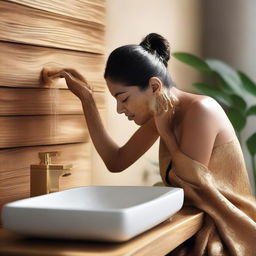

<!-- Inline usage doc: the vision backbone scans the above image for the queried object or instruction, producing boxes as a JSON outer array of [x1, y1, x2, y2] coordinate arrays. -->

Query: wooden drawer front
[[0, 88, 106, 116], [0, 1, 105, 54], [0, 115, 89, 148], [8, 0, 106, 26], [0, 42, 106, 91], [0, 143, 92, 225]]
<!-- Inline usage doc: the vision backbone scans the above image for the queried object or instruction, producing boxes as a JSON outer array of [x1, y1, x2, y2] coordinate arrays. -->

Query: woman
[[43, 33, 256, 255]]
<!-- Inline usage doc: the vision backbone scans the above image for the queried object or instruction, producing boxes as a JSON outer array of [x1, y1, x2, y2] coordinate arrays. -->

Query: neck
[[168, 86, 187, 128], [169, 86, 184, 101]]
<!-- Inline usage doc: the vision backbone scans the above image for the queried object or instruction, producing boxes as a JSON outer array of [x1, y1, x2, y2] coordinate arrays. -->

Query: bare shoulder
[[183, 95, 236, 147], [177, 96, 222, 166], [185, 96, 223, 123]]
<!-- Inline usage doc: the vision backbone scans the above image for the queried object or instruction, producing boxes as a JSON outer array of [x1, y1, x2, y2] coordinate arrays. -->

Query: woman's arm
[[43, 68, 159, 172], [81, 94, 159, 172]]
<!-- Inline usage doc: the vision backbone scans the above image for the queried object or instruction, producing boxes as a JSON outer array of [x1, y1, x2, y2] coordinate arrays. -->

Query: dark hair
[[104, 33, 175, 91]]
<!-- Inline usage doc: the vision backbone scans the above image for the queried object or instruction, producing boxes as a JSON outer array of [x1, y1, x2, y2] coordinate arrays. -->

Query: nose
[[116, 100, 125, 114]]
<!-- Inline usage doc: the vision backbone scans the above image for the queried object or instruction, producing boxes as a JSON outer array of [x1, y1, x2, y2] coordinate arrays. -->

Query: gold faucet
[[30, 151, 72, 197]]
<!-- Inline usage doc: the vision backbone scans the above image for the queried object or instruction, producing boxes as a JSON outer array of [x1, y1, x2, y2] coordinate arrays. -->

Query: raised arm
[[42, 68, 159, 173]]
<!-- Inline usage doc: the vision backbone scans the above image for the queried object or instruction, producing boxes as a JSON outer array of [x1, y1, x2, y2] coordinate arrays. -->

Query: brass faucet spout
[[30, 152, 73, 196]]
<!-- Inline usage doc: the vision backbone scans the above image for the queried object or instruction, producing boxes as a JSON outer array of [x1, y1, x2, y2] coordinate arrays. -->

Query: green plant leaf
[[172, 52, 212, 72], [238, 71, 256, 96], [214, 73, 234, 94], [192, 82, 232, 106], [246, 133, 256, 156], [230, 94, 247, 112], [206, 59, 243, 94], [246, 105, 256, 116], [226, 108, 246, 132]]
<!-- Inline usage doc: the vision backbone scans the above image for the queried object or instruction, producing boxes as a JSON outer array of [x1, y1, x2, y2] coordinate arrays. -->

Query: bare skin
[[42, 67, 236, 173]]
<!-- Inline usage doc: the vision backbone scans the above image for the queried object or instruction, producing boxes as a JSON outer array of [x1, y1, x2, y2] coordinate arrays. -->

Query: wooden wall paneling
[[0, 42, 106, 91], [0, 142, 92, 225], [93, 82, 107, 92], [0, 115, 89, 148], [0, 0, 106, 228], [0, 1, 105, 53], [0, 88, 106, 115], [8, 0, 106, 26]]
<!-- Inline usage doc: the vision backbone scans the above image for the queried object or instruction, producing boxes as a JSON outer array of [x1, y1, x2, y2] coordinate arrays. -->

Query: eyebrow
[[114, 91, 126, 98]]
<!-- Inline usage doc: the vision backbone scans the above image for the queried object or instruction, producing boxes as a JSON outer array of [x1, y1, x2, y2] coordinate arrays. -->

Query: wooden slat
[[0, 207, 204, 255], [0, 115, 89, 148], [0, 88, 106, 115], [9, 0, 106, 26], [0, 1, 105, 53], [0, 42, 106, 91], [0, 142, 92, 225]]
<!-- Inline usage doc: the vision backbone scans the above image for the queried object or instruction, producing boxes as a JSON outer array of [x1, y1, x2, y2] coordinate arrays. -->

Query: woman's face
[[106, 78, 155, 126]]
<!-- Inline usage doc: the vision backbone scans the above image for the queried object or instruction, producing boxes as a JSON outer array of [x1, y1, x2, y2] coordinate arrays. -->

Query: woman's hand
[[41, 67, 62, 86], [41, 67, 92, 100]]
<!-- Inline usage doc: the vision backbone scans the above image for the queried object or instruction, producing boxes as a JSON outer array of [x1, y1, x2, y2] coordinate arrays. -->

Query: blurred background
[[0, 0, 255, 219]]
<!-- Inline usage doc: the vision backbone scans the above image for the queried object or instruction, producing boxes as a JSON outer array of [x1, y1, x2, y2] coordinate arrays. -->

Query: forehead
[[106, 78, 137, 97], [106, 79, 126, 91]]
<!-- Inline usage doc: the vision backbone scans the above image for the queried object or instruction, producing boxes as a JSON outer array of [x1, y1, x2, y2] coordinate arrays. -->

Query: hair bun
[[139, 33, 170, 67]]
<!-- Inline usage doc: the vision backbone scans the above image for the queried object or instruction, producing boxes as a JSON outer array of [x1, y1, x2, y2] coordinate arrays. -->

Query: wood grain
[[0, 115, 89, 148], [0, 88, 106, 115], [0, 207, 204, 255], [0, 0, 107, 231], [0, 142, 92, 225], [0, 42, 106, 91], [0, 1, 105, 53], [8, 0, 106, 26]]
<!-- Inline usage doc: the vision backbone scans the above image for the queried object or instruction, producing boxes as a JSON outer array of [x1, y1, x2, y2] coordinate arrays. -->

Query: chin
[[134, 119, 143, 126], [134, 115, 151, 126]]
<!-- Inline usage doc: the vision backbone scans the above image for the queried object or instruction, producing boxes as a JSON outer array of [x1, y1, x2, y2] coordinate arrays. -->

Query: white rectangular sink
[[2, 186, 184, 242]]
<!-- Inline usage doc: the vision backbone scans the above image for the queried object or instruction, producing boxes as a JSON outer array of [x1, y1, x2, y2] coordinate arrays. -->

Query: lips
[[126, 115, 135, 120]]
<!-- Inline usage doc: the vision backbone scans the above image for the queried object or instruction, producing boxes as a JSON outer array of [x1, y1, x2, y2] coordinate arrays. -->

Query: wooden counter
[[0, 207, 204, 256]]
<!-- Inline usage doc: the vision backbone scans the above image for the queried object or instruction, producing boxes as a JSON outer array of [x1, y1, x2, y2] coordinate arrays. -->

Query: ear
[[149, 77, 162, 93]]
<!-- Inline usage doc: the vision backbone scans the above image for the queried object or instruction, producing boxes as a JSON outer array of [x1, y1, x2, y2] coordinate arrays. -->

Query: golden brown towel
[[159, 136, 256, 256]]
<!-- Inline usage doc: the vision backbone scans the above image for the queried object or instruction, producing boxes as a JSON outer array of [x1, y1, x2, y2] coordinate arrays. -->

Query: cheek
[[140, 96, 151, 112], [130, 98, 145, 112], [126, 92, 150, 114], [131, 97, 151, 116]]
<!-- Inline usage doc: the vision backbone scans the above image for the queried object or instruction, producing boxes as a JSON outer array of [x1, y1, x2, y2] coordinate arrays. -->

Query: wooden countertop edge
[[0, 207, 204, 256]]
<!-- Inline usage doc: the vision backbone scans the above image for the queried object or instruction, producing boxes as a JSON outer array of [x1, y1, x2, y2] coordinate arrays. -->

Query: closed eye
[[122, 97, 128, 103]]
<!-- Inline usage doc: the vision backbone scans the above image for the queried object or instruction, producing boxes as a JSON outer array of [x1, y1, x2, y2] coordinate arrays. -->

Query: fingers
[[42, 67, 87, 83], [49, 73, 62, 79], [55, 70, 74, 81], [63, 68, 87, 83], [61, 70, 92, 91], [40, 67, 63, 85], [42, 67, 62, 77], [41, 68, 92, 91], [63, 68, 91, 90]]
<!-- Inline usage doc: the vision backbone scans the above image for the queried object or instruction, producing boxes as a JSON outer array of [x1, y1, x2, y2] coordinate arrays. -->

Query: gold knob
[[38, 151, 59, 165]]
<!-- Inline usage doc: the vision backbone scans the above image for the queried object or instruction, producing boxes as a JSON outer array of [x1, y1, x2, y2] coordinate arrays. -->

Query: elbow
[[106, 162, 123, 173], [105, 148, 124, 173]]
